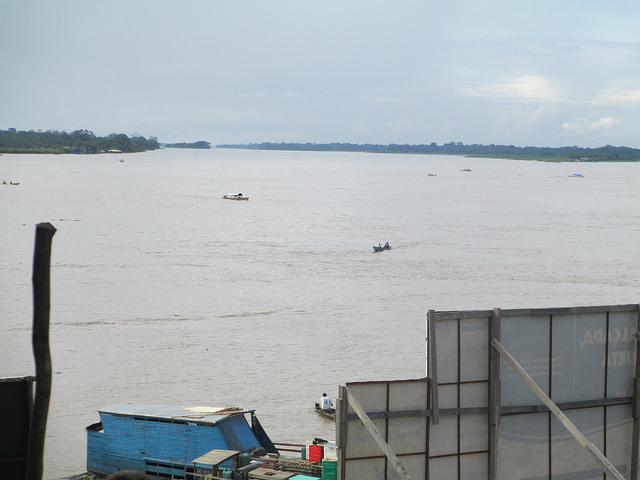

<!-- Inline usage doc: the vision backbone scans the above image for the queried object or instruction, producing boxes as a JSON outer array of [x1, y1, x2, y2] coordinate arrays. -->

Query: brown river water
[[1, 148, 639, 478]]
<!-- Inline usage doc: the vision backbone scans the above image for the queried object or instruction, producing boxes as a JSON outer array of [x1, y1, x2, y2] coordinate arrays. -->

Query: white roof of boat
[[100, 404, 253, 422]]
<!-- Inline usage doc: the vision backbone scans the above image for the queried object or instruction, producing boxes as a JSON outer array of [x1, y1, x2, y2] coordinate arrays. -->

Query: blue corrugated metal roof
[[99, 404, 255, 424]]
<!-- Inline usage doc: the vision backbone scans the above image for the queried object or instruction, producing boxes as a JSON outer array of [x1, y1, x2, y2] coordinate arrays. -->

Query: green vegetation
[[217, 142, 640, 162], [0, 128, 159, 154], [5, 130, 637, 161], [164, 140, 211, 149]]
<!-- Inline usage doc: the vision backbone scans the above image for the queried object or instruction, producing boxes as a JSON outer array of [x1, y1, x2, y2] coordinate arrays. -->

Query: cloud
[[239, 91, 308, 100], [367, 96, 419, 105], [2, 2, 640, 147], [562, 116, 621, 135], [596, 89, 640, 104], [465, 75, 556, 100]]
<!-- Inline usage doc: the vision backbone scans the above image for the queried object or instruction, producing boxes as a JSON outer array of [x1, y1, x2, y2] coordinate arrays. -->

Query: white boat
[[223, 193, 249, 200]]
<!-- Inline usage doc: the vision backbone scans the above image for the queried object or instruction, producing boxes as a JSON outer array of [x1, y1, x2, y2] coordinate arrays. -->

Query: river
[[1, 148, 639, 478]]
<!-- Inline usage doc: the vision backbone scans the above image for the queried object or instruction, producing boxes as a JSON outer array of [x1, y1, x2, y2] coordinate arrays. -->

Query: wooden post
[[26, 222, 56, 480], [632, 316, 640, 480], [336, 385, 347, 480], [427, 310, 439, 425], [488, 308, 501, 480]]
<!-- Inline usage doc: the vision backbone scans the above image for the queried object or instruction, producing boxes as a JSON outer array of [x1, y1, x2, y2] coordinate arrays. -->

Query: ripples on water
[[1, 149, 639, 478]]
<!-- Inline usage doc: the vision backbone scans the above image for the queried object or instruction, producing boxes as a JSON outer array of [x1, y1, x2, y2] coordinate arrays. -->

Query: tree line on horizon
[[163, 140, 211, 149], [217, 141, 640, 162], [0, 128, 160, 154]]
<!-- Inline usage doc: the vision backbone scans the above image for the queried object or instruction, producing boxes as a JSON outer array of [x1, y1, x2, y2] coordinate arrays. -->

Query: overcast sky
[[2, 1, 639, 147]]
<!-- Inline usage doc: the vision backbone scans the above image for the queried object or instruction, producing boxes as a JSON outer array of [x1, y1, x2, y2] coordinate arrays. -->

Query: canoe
[[314, 403, 336, 420], [373, 244, 390, 252], [223, 193, 249, 200]]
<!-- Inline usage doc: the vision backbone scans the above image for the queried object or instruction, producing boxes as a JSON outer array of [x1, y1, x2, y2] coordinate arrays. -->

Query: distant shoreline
[[216, 142, 640, 162], [3, 135, 639, 162], [0, 129, 159, 154]]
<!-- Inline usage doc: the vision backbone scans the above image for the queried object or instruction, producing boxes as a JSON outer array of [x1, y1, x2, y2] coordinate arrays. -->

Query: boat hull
[[314, 403, 336, 420], [223, 195, 249, 200]]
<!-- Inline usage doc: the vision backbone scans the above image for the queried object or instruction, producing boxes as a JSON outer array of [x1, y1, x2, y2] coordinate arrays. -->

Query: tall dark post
[[489, 307, 501, 480], [26, 222, 56, 480]]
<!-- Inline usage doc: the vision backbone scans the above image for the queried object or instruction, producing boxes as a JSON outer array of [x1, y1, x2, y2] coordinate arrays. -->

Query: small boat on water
[[314, 402, 336, 420], [373, 242, 391, 252], [223, 192, 249, 200]]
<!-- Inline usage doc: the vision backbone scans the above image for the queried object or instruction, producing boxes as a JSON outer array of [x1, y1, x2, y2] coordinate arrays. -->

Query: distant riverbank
[[0, 129, 159, 154], [216, 142, 640, 162]]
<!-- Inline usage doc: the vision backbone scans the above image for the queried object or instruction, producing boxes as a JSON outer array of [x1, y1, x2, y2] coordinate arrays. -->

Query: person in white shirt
[[320, 393, 333, 411]]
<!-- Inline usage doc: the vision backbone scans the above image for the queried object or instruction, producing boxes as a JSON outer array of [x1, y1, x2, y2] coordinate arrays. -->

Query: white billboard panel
[[434, 318, 460, 383], [551, 313, 607, 403], [338, 305, 638, 479], [339, 379, 428, 480], [497, 413, 550, 479], [460, 452, 489, 480], [607, 311, 637, 398], [500, 313, 550, 407], [459, 318, 489, 383], [428, 304, 639, 480]]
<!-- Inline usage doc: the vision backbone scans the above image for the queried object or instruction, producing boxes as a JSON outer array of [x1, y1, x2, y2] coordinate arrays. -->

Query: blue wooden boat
[[86, 404, 277, 479]]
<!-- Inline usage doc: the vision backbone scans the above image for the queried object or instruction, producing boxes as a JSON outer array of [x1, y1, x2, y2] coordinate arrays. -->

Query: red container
[[308, 444, 324, 463]]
